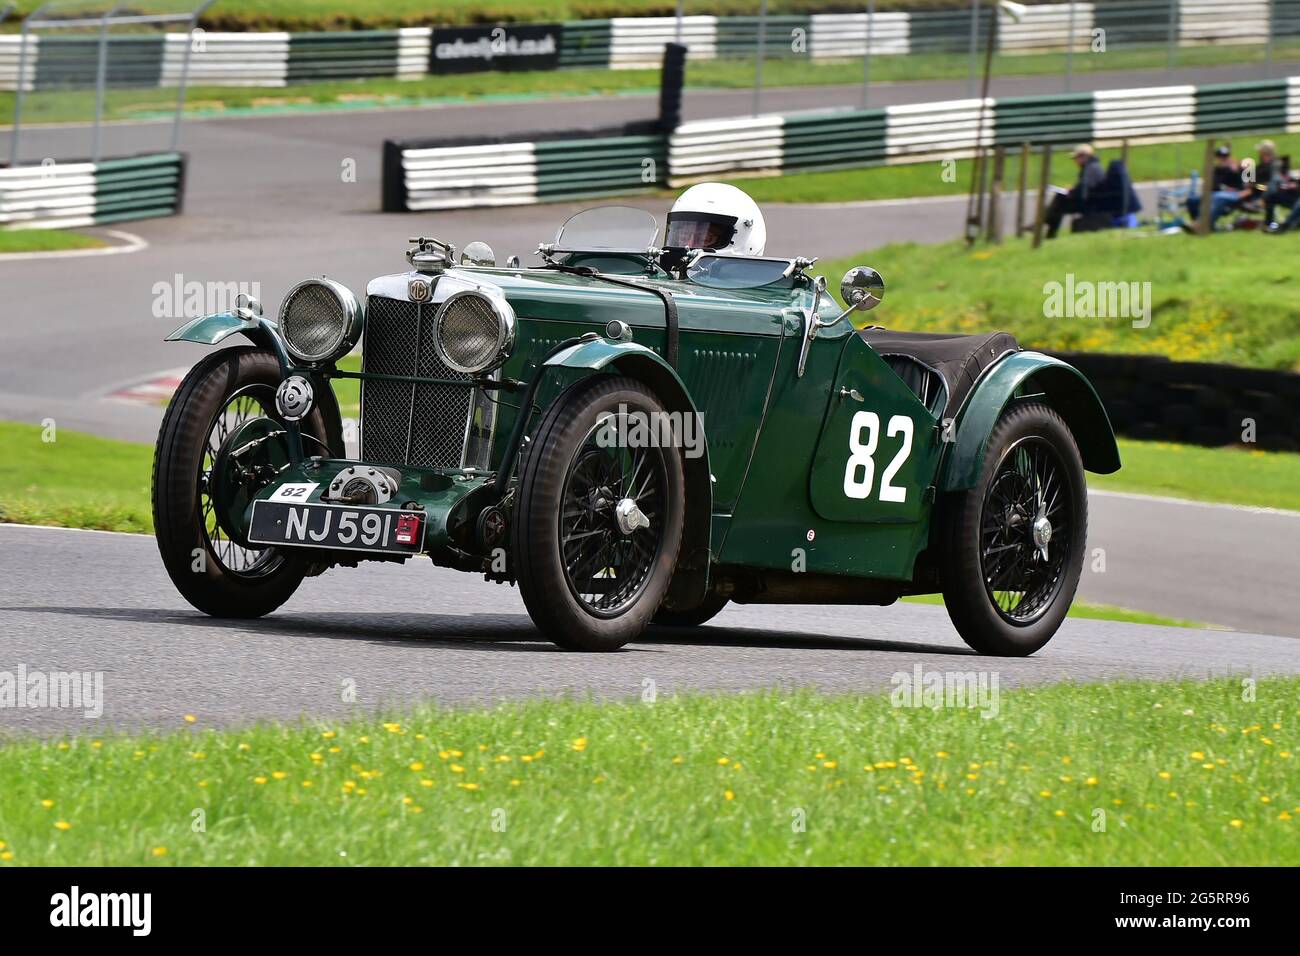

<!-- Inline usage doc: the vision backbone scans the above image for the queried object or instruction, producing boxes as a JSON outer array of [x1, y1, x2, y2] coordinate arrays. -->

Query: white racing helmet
[[665, 182, 766, 256]]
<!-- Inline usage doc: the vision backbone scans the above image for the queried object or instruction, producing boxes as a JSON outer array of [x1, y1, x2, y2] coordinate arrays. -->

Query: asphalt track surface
[[0, 66, 1297, 730], [3, 523, 1298, 736]]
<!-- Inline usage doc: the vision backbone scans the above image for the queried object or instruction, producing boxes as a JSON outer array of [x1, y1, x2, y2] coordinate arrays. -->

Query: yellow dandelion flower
[[54, 821, 71, 831], [1229, 819, 1244, 829], [1260, 796, 1271, 803], [402, 796, 413, 805], [420, 779, 434, 788], [328, 747, 340, 754], [321, 731, 336, 739], [237, 743, 251, 751], [1190, 751, 1205, 760], [1085, 777, 1098, 786], [1039, 790, 1052, 798], [450, 764, 465, 773], [724, 790, 735, 801], [458, 782, 480, 791], [191, 752, 205, 760], [671, 756, 683, 764], [936, 751, 949, 759], [1279, 812, 1293, 821], [271, 771, 287, 780], [510, 779, 521, 787], [301, 780, 313, 788], [309, 753, 323, 762], [409, 762, 424, 772], [253, 776, 268, 785], [450, 749, 464, 757], [409, 805, 423, 813], [1054, 810, 1066, 817], [573, 739, 588, 752], [152, 847, 167, 857], [383, 723, 401, 733], [1202, 763, 1215, 770], [965, 788, 976, 796], [716, 757, 729, 765], [183, 715, 197, 724], [0, 852, 12, 861], [823, 760, 837, 769], [40, 799, 54, 809]]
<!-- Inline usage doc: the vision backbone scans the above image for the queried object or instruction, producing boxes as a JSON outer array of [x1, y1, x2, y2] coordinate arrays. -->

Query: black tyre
[[512, 376, 685, 651], [653, 592, 729, 627], [152, 347, 335, 618], [939, 402, 1087, 656]]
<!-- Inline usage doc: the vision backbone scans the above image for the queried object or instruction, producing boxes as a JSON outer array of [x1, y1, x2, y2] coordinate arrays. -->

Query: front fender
[[165, 312, 290, 374], [544, 338, 713, 608], [940, 351, 1121, 491]]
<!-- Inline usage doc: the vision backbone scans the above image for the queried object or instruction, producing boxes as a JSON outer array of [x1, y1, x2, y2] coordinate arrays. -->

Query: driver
[[664, 182, 767, 256]]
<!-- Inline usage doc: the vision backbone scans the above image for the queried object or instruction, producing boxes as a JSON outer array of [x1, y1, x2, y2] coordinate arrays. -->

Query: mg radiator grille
[[360, 295, 476, 469]]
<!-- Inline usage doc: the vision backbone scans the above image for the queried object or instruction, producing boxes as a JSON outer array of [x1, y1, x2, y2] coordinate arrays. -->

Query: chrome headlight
[[433, 290, 515, 375], [278, 278, 362, 365]]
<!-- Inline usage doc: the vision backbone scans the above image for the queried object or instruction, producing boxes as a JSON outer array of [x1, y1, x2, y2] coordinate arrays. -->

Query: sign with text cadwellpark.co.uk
[[429, 24, 565, 74]]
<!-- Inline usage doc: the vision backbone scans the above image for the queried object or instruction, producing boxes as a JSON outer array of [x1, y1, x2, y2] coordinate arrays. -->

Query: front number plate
[[248, 500, 425, 555]]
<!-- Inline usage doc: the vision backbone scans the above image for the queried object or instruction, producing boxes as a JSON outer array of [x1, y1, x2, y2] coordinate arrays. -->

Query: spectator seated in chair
[[1069, 157, 1143, 233], [1044, 143, 1105, 239], [1186, 145, 1247, 229]]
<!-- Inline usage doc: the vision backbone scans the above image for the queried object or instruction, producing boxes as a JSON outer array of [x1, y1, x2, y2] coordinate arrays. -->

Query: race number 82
[[843, 411, 913, 502]]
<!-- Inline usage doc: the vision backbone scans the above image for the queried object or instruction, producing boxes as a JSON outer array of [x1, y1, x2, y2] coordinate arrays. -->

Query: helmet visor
[[665, 212, 737, 251]]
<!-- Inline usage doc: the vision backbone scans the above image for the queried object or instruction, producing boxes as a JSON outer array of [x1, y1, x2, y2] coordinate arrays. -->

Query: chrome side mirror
[[797, 268, 886, 378], [840, 266, 884, 313], [461, 241, 497, 267]]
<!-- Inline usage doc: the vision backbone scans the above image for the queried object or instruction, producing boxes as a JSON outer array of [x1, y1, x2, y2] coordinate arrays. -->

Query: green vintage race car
[[153, 205, 1120, 655]]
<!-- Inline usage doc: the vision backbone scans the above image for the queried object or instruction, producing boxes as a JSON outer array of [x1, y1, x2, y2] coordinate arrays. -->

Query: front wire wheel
[[513, 376, 685, 651], [939, 402, 1087, 656], [153, 348, 335, 618], [199, 384, 282, 578], [560, 439, 666, 617]]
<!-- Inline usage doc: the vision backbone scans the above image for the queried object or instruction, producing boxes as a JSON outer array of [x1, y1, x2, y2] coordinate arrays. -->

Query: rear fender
[[543, 339, 712, 607], [939, 351, 1121, 491]]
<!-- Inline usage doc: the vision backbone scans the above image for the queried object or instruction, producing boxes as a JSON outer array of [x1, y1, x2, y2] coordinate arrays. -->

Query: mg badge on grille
[[408, 277, 431, 303]]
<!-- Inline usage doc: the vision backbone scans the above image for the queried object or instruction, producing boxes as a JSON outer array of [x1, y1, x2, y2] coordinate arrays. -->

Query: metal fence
[[4, 1, 1300, 98]]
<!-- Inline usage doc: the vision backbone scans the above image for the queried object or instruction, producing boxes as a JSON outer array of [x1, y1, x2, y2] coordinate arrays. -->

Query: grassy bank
[[823, 232, 1300, 371], [0, 679, 1294, 865], [0, 230, 105, 254], [734, 130, 1300, 205]]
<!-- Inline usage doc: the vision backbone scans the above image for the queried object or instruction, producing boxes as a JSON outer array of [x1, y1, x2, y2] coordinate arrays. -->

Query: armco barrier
[[384, 124, 665, 212], [382, 73, 1300, 207], [0, 152, 186, 230], [667, 74, 1300, 185], [1050, 352, 1300, 451], [3, 0, 1295, 91]]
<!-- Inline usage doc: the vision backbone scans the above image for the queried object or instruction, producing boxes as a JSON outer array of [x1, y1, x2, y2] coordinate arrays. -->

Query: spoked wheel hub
[[559, 431, 666, 618], [980, 436, 1073, 625]]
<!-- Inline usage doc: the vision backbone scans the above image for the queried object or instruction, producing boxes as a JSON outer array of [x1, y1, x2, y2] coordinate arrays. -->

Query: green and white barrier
[[5, 0, 1298, 91], [0, 152, 185, 230]]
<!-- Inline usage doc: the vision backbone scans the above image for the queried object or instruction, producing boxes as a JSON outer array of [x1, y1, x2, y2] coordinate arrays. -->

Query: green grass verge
[[821, 231, 1300, 371], [0, 230, 105, 254], [1095, 439, 1300, 511], [0, 422, 154, 533], [0, 679, 1295, 865], [4, 41, 1297, 125]]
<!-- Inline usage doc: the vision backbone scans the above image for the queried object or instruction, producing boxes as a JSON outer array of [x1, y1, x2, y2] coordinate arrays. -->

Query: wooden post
[[987, 146, 1006, 243], [1032, 144, 1053, 249], [1015, 141, 1031, 236], [1197, 138, 1216, 235], [976, 147, 991, 239]]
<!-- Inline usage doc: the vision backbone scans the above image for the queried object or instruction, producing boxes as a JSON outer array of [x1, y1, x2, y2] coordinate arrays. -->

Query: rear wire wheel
[[513, 376, 685, 651], [939, 402, 1087, 656]]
